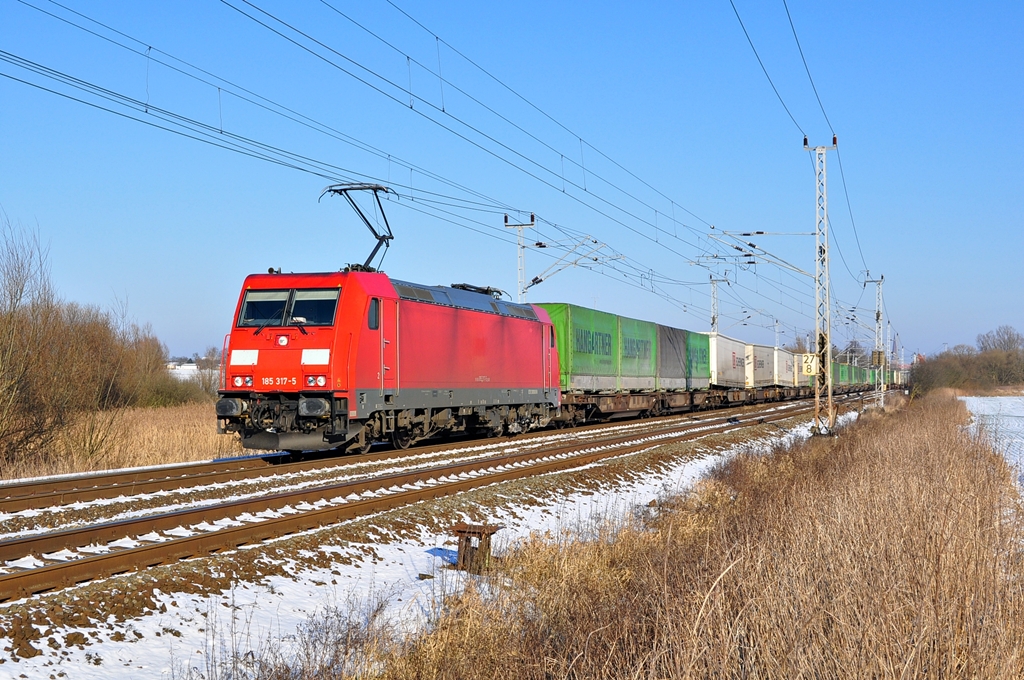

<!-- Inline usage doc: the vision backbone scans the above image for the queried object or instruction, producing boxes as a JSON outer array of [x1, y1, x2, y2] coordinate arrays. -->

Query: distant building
[[166, 361, 200, 381]]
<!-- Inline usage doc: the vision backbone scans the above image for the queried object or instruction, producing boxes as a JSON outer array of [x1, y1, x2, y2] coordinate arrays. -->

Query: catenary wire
[[7, 5, 849, 336], [382, 0, 714, 230], [728, 0, 805, 135]]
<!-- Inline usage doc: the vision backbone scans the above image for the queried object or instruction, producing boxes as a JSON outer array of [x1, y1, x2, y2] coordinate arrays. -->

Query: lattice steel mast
[[805, 136, 837, 434], [710, 275, 728, 333], [864, 274, 884, 407], [505, 213, 535, 303]]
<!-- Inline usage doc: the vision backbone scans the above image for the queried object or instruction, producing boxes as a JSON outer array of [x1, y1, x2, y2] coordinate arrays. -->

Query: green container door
[[686, 331, 711, 390]]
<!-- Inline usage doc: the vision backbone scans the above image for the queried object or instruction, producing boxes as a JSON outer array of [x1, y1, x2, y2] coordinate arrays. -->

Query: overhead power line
[[383, 0, 714, 230], [780, 0, 869, 275], [15, 0, 523, 216], [781, 0, 833, 134], [1, 48, 713, 320], [8, 1, 850, 336], [218, 0, 724, 263], [728, 0, 805, 135]]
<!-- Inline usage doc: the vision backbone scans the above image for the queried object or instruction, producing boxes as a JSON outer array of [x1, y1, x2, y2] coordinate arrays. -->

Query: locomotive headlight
[[316, 376, 326, 387], [277, 335, 289, 346], [244, 376, 253, 387], [233, 376, 243, 387], [306, 376, 316, 387]]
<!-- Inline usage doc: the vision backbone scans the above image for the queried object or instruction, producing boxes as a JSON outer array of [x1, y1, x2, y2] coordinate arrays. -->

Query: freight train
[[215, 269, 890, 453]]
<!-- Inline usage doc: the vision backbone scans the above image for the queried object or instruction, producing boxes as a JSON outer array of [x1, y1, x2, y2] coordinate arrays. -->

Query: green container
[[618, 316, 657, 383], [538, 303, 661, 392], [538, 303, 618, 391], [686, 331, 711, 389]]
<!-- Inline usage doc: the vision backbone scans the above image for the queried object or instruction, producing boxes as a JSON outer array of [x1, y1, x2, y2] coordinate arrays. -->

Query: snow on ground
[[1, 412, 846, 680], [962, 396, 1024, 484]]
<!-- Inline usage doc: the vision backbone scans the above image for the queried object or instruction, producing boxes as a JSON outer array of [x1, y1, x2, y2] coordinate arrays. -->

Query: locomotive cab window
[[238, 290, 289, 327], [290, 289, 340, 326], [237, 288, 341, 328], [368, 298, 380, 330]]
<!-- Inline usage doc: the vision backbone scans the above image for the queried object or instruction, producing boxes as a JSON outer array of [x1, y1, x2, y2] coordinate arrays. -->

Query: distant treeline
[[0, 216, 209, 471], [912, 326, 1024, 392]]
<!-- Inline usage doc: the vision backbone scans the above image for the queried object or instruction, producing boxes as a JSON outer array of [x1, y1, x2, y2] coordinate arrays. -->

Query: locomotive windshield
[[290, 289, 341, 325], [237, 288, 340, 328]]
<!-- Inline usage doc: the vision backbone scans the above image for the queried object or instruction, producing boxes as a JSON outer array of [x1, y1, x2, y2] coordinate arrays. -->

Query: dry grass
[[373, 393, 1024, 679], [1, 402, 243, 480]]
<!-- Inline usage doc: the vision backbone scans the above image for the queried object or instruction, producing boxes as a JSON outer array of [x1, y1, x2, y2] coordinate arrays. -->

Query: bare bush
[[0, 214, 211, 476], [913, 326, 1024, 392]]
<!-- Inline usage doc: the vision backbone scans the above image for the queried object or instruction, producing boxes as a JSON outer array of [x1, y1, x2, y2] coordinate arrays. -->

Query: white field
[[961, 396, 1024, 485]]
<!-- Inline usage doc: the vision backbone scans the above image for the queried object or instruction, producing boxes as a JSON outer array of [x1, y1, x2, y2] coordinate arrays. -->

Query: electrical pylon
[[805, 135, 837, 434], [504, 213, 535, 303], [710, 275, 728, 333], [864, 274, 884, 407]]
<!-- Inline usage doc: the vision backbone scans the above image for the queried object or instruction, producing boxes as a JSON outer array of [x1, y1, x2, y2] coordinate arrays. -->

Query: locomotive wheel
[[346, 435, 372, 455], [392, 429, 414, 450]]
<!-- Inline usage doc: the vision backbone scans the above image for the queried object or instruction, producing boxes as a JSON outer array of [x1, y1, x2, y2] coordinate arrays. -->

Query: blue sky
[[1, 0, 1021, 359]]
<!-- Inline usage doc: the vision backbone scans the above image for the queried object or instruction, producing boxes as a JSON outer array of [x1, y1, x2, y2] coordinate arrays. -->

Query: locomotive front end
[[216, 272, 349, 451]]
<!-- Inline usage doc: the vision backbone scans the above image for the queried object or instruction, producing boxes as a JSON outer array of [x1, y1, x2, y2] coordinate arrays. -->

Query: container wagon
[[774, 348, 797, 388], [705, 332, 747, 391], [745, 343, 774, 389]]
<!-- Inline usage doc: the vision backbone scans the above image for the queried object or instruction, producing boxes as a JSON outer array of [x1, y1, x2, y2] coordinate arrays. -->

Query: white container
[[706, 332, 746, 388], [773, 348, 796, 387], [745, 343, 774, 388]]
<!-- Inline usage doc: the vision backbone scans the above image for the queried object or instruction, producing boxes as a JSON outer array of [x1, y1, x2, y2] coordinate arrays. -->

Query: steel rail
[[0, 407, 801, 563], [0, 401, 846, 602], [0, 400, 810, 513]]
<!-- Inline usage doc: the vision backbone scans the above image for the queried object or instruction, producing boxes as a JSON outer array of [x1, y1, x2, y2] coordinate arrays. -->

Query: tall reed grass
[[371, 393, 1024, 679], [2, 402, 242, 479]]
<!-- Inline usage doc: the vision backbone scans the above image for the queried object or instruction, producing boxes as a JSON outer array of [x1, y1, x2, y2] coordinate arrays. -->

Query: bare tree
[[785, 333, 812, 354], [0, 215, 61, 467], [977, 326, 1024, 353], [192, 345, 222, 396], [950, 344, 977, 358]]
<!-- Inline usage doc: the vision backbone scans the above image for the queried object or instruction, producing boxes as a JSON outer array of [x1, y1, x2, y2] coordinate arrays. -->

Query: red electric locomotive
[[215, 269, 561, 453]]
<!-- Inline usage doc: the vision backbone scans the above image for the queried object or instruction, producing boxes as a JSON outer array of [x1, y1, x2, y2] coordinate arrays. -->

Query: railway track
[[0, 399, 815, 514], [0, 397, 860, 603]]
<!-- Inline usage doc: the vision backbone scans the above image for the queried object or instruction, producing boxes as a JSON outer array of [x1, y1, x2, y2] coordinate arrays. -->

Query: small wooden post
[[450, 523, 502, 573]]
